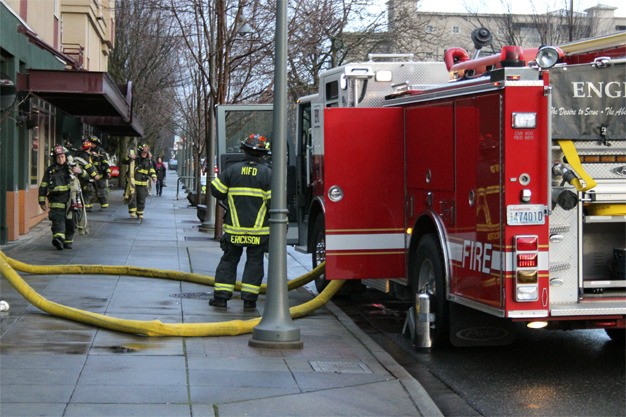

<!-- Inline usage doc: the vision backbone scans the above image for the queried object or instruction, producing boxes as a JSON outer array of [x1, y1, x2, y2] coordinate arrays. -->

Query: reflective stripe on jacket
[[39, 163, 86, 205], [211, 158, 271, 236]]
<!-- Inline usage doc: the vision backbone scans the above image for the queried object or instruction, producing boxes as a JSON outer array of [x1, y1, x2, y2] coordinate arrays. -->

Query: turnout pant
[[81, 181, 95, 209], [94, 179, 109, 208], [213, 236, 267, 302], [49, 207, 75, 244], [128, 186, 149, 216]]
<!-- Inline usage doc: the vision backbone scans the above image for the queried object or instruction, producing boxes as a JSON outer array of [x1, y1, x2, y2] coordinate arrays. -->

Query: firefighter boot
[[52, 237, 64, 251], [209, 298, 227, 308], [243, 300, 257, 310]]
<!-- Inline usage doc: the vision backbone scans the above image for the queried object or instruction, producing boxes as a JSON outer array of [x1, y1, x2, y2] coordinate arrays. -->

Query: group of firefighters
[[38, 136, 111, 250], [38, 138, 157, 250], [38, 133, 271, 311]]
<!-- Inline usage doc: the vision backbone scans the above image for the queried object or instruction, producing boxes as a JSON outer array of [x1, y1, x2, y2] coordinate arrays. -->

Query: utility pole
[[249, 0, 302, 349]]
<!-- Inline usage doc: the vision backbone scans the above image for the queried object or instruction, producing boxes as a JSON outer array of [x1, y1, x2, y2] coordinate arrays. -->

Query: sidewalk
[[0, 173, 442, 417]]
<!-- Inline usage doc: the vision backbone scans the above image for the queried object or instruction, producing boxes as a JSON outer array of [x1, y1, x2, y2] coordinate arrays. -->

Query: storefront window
[[29, 99, 56, 186]]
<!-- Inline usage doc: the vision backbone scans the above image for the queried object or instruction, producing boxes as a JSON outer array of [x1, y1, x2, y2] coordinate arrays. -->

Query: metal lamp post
[[249, 0, 302, 349]]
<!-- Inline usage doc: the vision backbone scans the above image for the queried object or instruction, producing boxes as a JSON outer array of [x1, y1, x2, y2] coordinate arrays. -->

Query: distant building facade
[[0, 0, 141, 244], [387, 1, 626, 61]]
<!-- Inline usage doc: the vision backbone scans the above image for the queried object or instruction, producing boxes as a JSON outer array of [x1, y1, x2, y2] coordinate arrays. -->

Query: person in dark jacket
[[209, 134, 272, 310], [154, 156, 167, 196], [123, 143, 157, 219], [74, 140, 99, 211], [39, 145, 87, 250], [88, 136, 111, 209]]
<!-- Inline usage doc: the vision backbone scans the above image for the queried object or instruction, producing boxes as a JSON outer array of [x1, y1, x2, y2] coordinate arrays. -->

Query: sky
[[417, 0, 626, 17]]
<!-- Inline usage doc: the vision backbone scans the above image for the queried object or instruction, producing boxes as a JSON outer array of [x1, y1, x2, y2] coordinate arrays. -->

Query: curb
[[324, 300, 443, 417]]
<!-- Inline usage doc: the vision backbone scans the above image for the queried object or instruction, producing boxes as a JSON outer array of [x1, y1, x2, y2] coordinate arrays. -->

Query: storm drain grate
[[179, 220, 200, 223], [170, 292, 212, 300], [184, 236, 212, 241], [309, 361, 372, 374]]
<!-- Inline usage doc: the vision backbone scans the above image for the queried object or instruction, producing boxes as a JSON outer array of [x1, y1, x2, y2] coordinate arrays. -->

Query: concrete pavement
[[0, 173, 442, 417]]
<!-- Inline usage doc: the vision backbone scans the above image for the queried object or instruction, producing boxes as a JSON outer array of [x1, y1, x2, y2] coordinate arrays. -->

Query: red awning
[[17, 69, 143, 137]]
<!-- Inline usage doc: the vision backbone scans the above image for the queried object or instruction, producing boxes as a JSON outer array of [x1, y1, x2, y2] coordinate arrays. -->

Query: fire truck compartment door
[[324, 108, 405, 280]]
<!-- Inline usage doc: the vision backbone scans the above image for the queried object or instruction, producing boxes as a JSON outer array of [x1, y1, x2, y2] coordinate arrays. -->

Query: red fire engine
[[293, 31, 626, 347]]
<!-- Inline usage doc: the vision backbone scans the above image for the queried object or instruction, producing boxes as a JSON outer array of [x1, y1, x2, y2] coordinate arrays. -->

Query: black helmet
[[137, 143, 150, 153], [89, 136, 101, 145], [241, 134, 270, 154]]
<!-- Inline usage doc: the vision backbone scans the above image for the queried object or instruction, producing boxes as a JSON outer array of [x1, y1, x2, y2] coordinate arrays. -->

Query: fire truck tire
[[412, 233, 450, 347], [312, 216, 328, 293], [605, 328, 625, 343]]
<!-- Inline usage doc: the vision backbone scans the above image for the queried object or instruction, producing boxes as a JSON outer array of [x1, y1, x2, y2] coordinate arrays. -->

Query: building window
[[452, 26, 460, 34], [29, 99, 56, 186]]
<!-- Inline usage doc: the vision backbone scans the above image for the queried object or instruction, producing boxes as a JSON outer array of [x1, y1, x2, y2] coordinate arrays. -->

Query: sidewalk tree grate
[[170, 291, 212, 299], [179, 220, 200, 223], [309, 361, 372, 374], [184, 236, 212, 241]]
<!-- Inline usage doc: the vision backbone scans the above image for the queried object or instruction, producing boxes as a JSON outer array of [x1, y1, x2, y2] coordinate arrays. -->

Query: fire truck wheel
[[311, 216, 328, 293], [605, 328, 625, 343], [412, 233, 450, 347]]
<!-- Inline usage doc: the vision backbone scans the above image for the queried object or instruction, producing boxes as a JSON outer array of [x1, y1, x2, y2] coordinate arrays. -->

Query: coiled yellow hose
[[0, 250, 342, 337]]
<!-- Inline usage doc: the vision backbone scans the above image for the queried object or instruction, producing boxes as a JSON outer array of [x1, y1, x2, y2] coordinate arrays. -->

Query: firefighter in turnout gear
[[89, 136, 111, 209], [74, 140, 99, 211], [209, 134, 272, 310], [123, 143, 156, 219], [39, 145, 87, 250]]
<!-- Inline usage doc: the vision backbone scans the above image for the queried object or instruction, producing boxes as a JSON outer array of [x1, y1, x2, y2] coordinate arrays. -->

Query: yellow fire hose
[[0, 250, 343, 337]]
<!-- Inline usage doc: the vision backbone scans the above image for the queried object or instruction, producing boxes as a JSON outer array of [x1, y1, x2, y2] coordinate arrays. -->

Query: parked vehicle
[[292, 31, 626, 347]]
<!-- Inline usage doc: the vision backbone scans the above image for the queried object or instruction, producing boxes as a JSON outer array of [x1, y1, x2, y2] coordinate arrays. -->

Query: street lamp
[[249, 0, 302, 349]]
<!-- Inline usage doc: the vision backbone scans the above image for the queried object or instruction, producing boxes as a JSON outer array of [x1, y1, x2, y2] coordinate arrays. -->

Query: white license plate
[[507, 205, 546, 226]]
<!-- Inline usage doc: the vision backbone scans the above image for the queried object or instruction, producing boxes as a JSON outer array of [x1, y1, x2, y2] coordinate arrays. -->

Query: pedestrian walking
[[123, 143, 156, 219], [155, 156, 167, 196], [38, 145, 87, 250], [209, 134, 272, 310]]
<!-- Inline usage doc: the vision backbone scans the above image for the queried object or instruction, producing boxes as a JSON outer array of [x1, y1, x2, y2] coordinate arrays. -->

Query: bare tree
[[109, 0, 181, 159], [286, 0, 396, 102], [466, 0, 594, 50]]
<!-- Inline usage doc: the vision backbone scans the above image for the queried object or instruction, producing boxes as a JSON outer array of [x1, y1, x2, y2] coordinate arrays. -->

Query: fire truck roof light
[[535, 46, 561, 69], [500, 46, 524, 67], [516, 236, 538, 251]]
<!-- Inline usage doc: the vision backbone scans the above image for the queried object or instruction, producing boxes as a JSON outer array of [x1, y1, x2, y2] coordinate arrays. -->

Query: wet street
[[335, 289, 626, 417]]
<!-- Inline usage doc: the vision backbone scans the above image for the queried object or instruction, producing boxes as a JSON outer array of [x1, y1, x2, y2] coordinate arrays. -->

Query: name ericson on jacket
[[210, 158, 272, 244]]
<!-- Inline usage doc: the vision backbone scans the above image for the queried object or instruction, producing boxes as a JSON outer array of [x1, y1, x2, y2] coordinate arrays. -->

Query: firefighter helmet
[[81, 140, 91, 151], [52, 145, 68, 157], [89, 136, 101, 145], [241, 134, 270, 154], [138, 143, 150, 153]]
